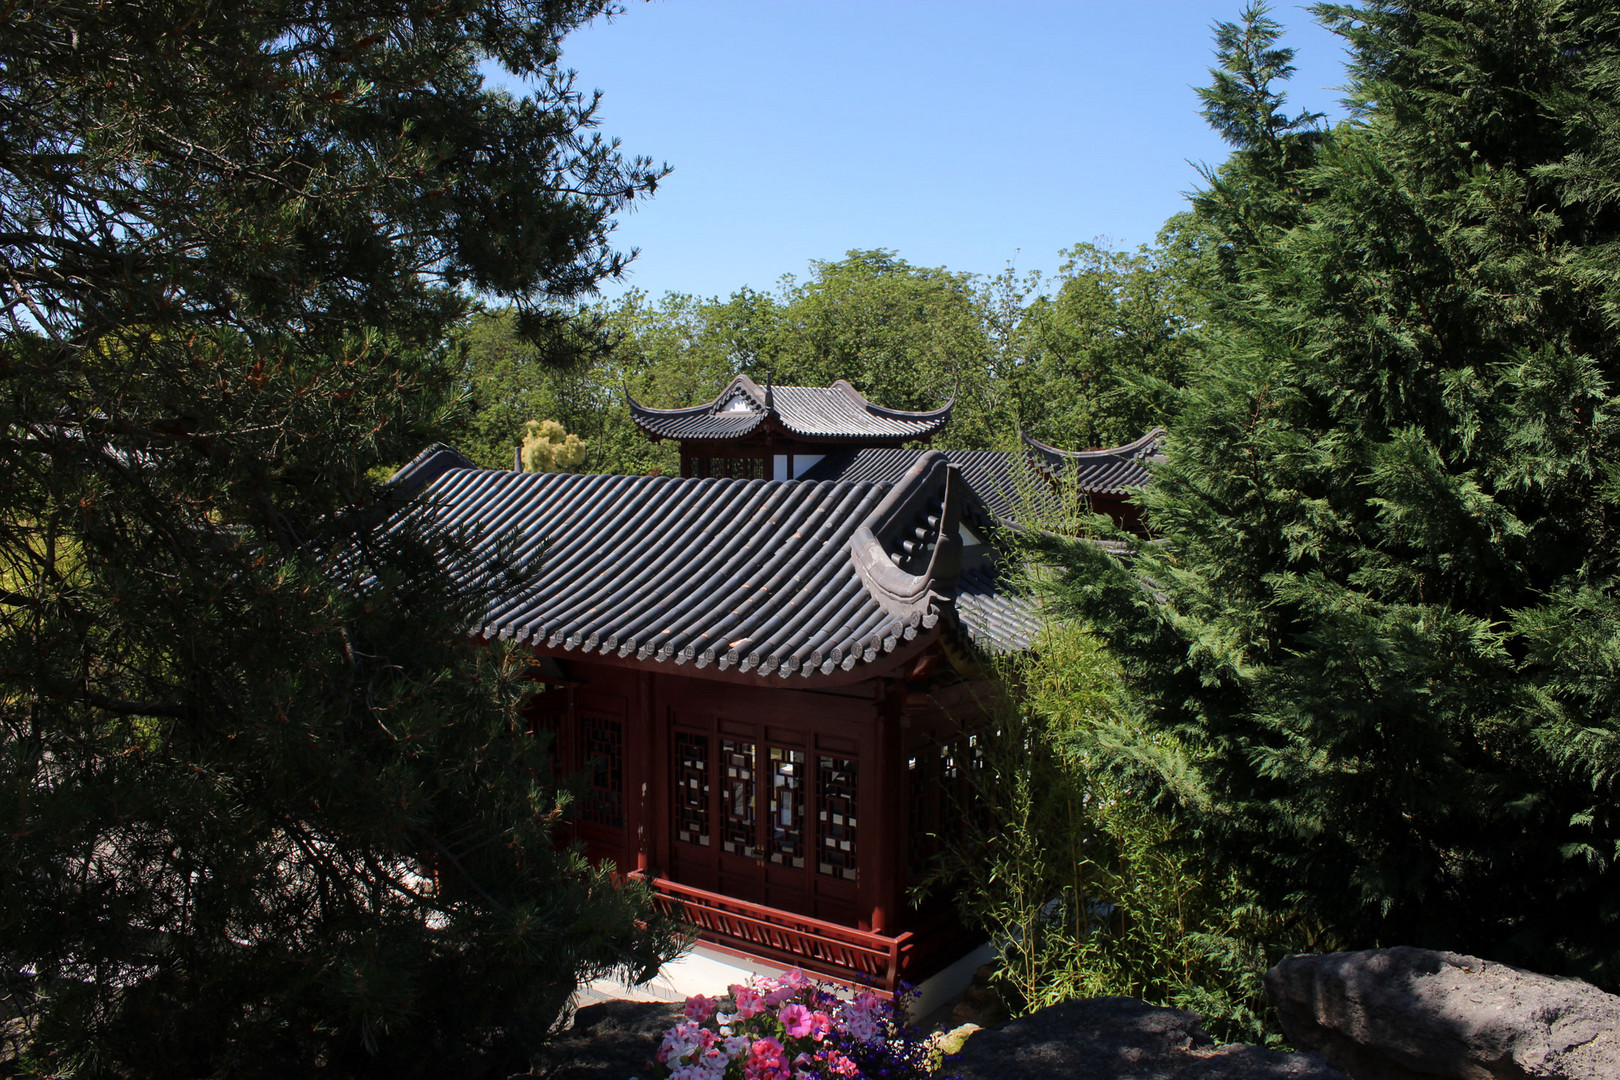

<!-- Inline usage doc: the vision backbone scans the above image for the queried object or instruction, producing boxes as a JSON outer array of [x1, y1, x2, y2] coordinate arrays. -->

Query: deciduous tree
[[1014, 240, 1196, 450]]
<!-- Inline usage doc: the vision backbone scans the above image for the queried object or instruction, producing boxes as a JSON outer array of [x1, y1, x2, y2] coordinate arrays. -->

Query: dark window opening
[[689, 456, 766, 480]]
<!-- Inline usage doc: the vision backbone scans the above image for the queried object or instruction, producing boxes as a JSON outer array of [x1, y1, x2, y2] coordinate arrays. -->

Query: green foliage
[[0, 1, 681, 1074], [757, 250, 1002, 449], [460, 251, 1012, 470], [457, 302, 679, 476], [918, 628, 1286, 1045], [1014, 240, 1197, 449], [462, 246, 1200, 469], [1041, 0, 1620, 988]]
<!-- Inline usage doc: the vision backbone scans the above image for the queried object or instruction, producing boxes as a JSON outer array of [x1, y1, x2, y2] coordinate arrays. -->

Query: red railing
[[649, 878, 913, 992]]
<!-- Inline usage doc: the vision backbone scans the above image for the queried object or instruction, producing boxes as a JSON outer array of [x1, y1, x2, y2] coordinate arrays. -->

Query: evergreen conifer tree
[[1037, 0, 1620, 986], [0, 2, 680, 1074]]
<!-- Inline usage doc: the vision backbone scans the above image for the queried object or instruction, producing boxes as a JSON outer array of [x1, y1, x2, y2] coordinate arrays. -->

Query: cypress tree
[[1039, 0, 1620, 985]]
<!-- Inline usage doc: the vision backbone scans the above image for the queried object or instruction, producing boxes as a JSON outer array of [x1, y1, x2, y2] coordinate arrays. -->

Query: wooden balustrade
[[650, 877, 914, 992]]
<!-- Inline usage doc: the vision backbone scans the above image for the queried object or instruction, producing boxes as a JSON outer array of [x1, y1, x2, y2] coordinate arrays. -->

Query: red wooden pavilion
[[394, 380, 1161, 992]]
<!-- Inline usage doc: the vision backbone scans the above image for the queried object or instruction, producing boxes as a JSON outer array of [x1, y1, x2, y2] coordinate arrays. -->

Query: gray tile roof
[[798, 427, 1166, 528], [799, 448, 1060, 530], [957, 566, 1042, 654], [390, 449, 1037, 678], [628, 375, 952, 443], [1022, 428, 1166, 495]]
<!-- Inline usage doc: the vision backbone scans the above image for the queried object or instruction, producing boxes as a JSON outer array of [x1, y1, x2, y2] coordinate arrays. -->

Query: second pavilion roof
[[627, 374, 953, 443]]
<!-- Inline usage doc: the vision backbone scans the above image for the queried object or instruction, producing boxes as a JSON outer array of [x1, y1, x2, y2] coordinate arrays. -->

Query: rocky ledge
[[949, 996, 1345, 1080], [536, 947, 1620, 1080], [1266, 947, 1620, 1080]]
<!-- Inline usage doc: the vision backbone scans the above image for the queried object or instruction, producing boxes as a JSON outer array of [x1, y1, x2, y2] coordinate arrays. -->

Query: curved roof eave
[[624, 378, 768, 441], [1021, 426, 1166, 466], [828, 378, 954, 425]]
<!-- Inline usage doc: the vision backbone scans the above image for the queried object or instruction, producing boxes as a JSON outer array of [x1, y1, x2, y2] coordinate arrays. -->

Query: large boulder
[[533, 999, 685, 1080], [949, 996, 1347, 1080], [1266, 947, 1620, 1080]]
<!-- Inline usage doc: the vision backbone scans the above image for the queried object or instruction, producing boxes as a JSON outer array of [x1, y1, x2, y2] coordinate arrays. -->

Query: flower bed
[[644, 969, 946, 1080]]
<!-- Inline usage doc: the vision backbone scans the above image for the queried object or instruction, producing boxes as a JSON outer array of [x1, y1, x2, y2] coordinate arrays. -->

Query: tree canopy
[[458, 246, 1196, 472], [1013, 240, 1197, 450], [0, 1, 680, 1074], [1037, 0, 1620, 987]]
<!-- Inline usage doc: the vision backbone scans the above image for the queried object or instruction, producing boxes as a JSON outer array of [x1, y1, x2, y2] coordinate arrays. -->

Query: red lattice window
[[721, 738, 756, 857], [817, 755, 858, 881], [675, 732, 710, 847], [769, 747, 805, 869]]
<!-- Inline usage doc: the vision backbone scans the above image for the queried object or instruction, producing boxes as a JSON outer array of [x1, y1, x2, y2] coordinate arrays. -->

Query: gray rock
[[533, 999, 685, 1080], [1265, 947, 1620, 1080], [949, 996, 1348, 1080]]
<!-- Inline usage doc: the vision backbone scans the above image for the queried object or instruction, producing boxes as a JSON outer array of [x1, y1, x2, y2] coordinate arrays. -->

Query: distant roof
[[391, 450, 1035, 682], [1022, 428, 1166, 496], [627, 374, 952, 443], [799, 448, 1055, 531], [799, 429, 1165, 527]]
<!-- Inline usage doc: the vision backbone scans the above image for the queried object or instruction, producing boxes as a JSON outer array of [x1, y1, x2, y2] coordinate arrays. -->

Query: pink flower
[[762, 971, 807, 1007], [744, 1035, 790, 1080], [731, 984, 766, 1019], [819, 1049, 859, 1077], [684, 993, 717, 1022], [658, 1020, 706, 1066], [808, 1010, 833, 1041], [836, 993, 884, 1045], [778, 1002, 813, 1038]]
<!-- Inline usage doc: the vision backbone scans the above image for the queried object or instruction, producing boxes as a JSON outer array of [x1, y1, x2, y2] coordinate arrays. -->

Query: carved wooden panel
[[769, 746, 806, 869], [817, 755, 858, 881], [721, 738, 756, 857], [675, 731, 710, 847], [581, 709, 624, 829]]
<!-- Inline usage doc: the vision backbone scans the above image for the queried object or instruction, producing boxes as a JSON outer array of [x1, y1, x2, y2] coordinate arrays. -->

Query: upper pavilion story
[[627, 374, 953, 480], [628, 372, 1165, 534]]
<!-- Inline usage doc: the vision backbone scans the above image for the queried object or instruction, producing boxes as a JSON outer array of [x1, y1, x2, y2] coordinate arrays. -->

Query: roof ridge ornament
[[385, 443, 477, 495], [848, 452, 963, 625]]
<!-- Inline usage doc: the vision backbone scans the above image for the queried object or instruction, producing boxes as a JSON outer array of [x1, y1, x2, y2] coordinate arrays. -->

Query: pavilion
[[392, 377, 1161, 994]]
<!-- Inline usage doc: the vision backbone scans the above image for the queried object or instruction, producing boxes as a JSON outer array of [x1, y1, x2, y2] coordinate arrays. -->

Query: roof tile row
[[392, 448, 1036, 680]]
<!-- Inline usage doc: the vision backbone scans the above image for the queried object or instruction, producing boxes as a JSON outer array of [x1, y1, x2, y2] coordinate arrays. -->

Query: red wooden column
[[868, 679, 905, 934]]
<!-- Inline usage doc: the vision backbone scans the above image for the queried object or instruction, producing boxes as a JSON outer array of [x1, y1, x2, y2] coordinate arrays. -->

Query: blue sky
[[489, 2, 1354, 302]]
